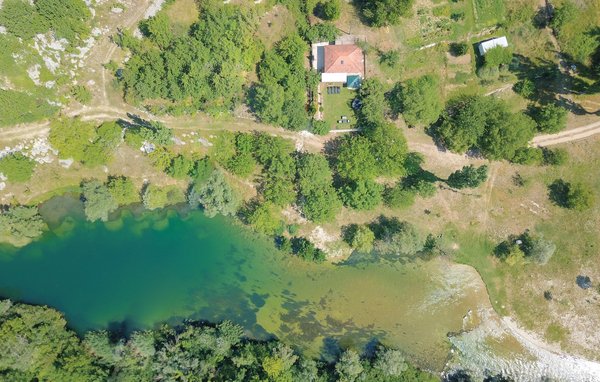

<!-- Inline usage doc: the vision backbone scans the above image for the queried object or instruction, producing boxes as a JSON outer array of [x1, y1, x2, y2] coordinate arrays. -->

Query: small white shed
[[478, 36, 508, 56]]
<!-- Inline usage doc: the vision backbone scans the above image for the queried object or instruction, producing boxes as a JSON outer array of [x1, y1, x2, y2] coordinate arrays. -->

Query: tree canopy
[[437, 95, 535, 160], [358, 0, 415, 27], [390, 74, 443, 126], [120, 4, 262, 114]]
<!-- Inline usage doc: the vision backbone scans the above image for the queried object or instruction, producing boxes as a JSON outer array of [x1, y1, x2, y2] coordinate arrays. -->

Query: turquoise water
[[0, 198, 486, 370]]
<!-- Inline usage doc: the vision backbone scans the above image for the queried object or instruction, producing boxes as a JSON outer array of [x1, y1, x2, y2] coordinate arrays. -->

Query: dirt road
[[531, 119, 600, 146]]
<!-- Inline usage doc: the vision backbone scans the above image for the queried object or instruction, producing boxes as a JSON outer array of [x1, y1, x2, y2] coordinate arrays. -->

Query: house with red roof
[[312, 42, 365, 89]]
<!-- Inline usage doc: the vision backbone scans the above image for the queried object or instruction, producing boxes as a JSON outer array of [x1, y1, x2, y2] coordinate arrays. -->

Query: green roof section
[[346, 75, 361, 89]]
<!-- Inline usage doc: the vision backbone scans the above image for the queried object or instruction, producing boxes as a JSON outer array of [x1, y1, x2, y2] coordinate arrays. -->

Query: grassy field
[[321, 85, 357, 130], [472, 0, 505, 26]]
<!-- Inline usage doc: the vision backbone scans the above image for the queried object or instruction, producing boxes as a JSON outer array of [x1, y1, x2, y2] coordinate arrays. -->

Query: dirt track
[[531, 119, 600, 147]]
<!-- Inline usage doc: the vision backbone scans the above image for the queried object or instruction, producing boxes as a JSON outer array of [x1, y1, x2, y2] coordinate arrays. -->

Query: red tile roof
[[323, 44, 364, 76]]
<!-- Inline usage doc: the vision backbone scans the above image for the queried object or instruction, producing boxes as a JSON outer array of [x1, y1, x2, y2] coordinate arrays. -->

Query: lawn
[[472, 0, 505, 27], [321, 85, 357, 130]]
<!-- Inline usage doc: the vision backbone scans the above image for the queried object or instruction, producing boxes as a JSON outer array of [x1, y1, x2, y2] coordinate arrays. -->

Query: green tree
[[519, 231, 556, 265], [364, 123, 408, 177], [139, 12, 173, 48], [513, 79, 535, 98], [375, 220, 425, 257], [291, 237, 327, 262], [142, 184, 185, 210], [49, 118, 96, 161], [0, 153, 36, 182], [359, 0, 414, 27], [244, 202, 281, 235], [373, 348, 407, 377], [167, 155, 195, 179], [335, 350, 363, 382], [348, 225, 375, 253], [106, 176, 140, 205], [0, 206, 47, 246], [383, 184, 416, 209], [81, 180, 118, 222], [316, 0, 341, 21], [340, 180, 383, 210], [297, 154, 341, 222], [549, 179, 594, 211], [336, 135, 377, 181], [189, 170, 239, 217], [532, 103, 568, 133], [447, 165, 488, 189], [71, 85, 92, 104], [390, 74, 443, 126]]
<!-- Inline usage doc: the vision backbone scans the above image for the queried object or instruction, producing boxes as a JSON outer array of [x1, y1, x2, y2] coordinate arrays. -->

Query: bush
[[379, 50, 401, 67], [373, 218, 424, 257], [359, 0, 415, 27], [383, 185, 415, 209], [188, 170, 239, 217], [315, 0, 341, 20], [0, 153, 36, 182], [449, 42, 468, 56], [291, 237, 327, 263], [81, 180, 118, 222], [542, 148, 568, 166], [167, 155, 195, 179], [142, 184, 185, 210], [106, 176, 140, 205], [511, 147, 543, 165], [532, 104, 568, 133], [549, 179, 594, 211], [311, 120, 330, 135], [447, 165, 488, 189], [345, 224, 375, 253], [513, 79, 535, 99], [71, 85, 92, 104], [243, 202, 281, 236], [389, 74, 443, 126], [483, 46, 513, 68], [340, 180, 383, 210], [49, 118, 96, 161], [0, 205, 47, 245]]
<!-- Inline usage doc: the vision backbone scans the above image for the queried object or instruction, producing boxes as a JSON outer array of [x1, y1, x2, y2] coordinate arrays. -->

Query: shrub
[[513, 79, 535, 98], [106, 176, 140, 205], [0, 153, 36, 182], [379, 50, 401, 67], [71, 85, 92, 104], [81, 180, 118, 222], [449, 42, 468, 56], [548, 179, 594, 211], [291, 237, 327, 263], [311, 120, 331, 135], [511, 147, 543, 165], [315, 0, 341, 21], [142, 184, 185, 210], [243, 202, 281, 236], [345, 224, 375, 253], [167, 155, 195, 179], [532, 104, 568, 133], [0, 205, 47, 245], [542, 148, 568, 166], [188, 170, 239, 217], [447, 165, 488, 189], [383, 185, 415, 209], [340, 180, 383, 210]]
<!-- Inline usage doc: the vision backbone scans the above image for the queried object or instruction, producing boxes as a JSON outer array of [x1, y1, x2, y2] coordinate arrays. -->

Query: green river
[[0, 197, 489, 371]]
